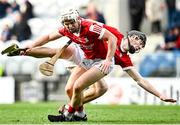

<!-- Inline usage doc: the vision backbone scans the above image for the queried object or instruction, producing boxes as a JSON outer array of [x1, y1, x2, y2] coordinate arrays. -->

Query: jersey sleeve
[[89, 24, 105, 39], [58, 27, 65, 36], [115, 53, 134, 70]]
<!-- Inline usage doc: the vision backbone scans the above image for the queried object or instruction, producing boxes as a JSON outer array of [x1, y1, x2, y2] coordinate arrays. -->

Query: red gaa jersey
[[59, 18, 107, 59], [103, 25, 133, 70], [59, 17, 133, 70]]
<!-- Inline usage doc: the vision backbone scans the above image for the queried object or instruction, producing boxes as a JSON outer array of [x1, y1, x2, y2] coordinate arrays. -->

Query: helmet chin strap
[[127, 36, 136, 54]]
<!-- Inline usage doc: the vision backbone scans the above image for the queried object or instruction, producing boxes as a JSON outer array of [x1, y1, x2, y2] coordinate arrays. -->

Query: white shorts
[[68, 43, 114, 74], [80, 58, 114, 74], [67, 43, 84, 66]]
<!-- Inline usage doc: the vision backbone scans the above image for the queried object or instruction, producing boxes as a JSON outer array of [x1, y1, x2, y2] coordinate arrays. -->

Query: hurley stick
[[39, 40, 72, 76]]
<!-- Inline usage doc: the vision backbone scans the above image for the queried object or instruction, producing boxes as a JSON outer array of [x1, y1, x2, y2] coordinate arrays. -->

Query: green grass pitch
[[0, 102, 179, 124]]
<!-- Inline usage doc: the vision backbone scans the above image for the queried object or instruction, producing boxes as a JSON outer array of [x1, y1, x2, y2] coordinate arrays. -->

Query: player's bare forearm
[[106, 41, 116, 61], [137, 79, 176, 103], [126, 69, 161, 98], [126, 68, 176, 103], [105, 32, 117, 61], [136, 79, 161, 98]]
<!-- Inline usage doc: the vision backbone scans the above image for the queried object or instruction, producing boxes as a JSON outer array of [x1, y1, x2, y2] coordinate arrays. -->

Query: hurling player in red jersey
[[3, 8, 176, 122], [17, 8, 117, 121]]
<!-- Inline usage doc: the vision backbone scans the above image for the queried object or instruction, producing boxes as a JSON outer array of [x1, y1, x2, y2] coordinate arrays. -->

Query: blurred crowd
[[0, 0, 33, 43], [128, 0, 180, 77], [128, 0, 180, 51], [82, 2, 106, 24]]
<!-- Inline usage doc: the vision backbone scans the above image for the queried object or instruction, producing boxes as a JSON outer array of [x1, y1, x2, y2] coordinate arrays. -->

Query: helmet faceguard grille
[[60, 8, 79, 23]]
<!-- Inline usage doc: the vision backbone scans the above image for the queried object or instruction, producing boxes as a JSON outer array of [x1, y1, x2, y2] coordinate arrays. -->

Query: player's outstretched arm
[[126, 68, 176, 103], [100, 29, 117, 74]]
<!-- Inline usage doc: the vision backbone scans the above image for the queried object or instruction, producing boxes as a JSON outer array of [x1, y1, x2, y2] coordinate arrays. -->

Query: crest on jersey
[[84, 38, 89, 43], [76, 37, 89, 43], [89, 25, 102, 34]]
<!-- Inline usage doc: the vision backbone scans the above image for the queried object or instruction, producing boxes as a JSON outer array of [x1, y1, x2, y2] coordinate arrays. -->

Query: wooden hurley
[[39, 40, 72, 76]]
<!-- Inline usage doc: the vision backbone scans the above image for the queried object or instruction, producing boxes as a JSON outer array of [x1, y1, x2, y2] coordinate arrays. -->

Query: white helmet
[[60, 8, 79, 23]]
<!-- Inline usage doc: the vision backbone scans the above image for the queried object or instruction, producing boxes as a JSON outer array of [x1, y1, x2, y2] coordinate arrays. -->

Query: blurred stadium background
[[0, 0, 180, 112]]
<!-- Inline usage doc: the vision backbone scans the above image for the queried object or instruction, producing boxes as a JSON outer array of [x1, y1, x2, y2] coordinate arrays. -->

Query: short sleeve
[[115, 53, 134, 70], [58, 27, 65, 36], [89, 24, 105, 39]]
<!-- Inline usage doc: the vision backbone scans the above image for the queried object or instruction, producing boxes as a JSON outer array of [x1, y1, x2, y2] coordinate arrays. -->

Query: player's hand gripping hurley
[[39, 40, 72, 76]]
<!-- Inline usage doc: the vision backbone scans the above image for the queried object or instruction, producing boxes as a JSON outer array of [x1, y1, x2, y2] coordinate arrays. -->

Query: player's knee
[[73, 84, 82, 94], [60, 46, 74, 59], [47, 48, 56, 57], [96, 84, 108, 96], [65, 86, 73, 97]]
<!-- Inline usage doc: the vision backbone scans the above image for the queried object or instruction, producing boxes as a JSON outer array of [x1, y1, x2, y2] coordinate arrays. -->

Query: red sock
[[75, 106, 83, 112], [68, 105, 75, 113]]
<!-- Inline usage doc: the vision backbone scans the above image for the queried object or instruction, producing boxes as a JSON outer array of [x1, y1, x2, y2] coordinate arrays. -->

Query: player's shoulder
[[58, 26, 65, 32], [58, 26, 68, 35], [81, 18, 104, 33], [81, 17, 103, 27]]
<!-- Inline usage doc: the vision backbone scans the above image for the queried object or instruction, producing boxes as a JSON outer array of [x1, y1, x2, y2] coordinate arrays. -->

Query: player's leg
[[65, 66, 86, 100], [59, 73, 108, 113], [49, 65, 87, 122], [71, 67, 105, 108], [52, 66, 108, 122], [72, 79, 108, 121], [25, 45, 74, 59], [65, 56, 114, 121], [63, 66, 106, 121], [63, 66, 108, 103], [82, 79, 108, 104], [58, 67, 107, 120], [1, 43, 75, 60], [60, 56, 109, 121]]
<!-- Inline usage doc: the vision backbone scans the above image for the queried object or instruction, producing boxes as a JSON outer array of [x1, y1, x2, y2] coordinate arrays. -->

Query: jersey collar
[[120, 38, 127, 53]]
